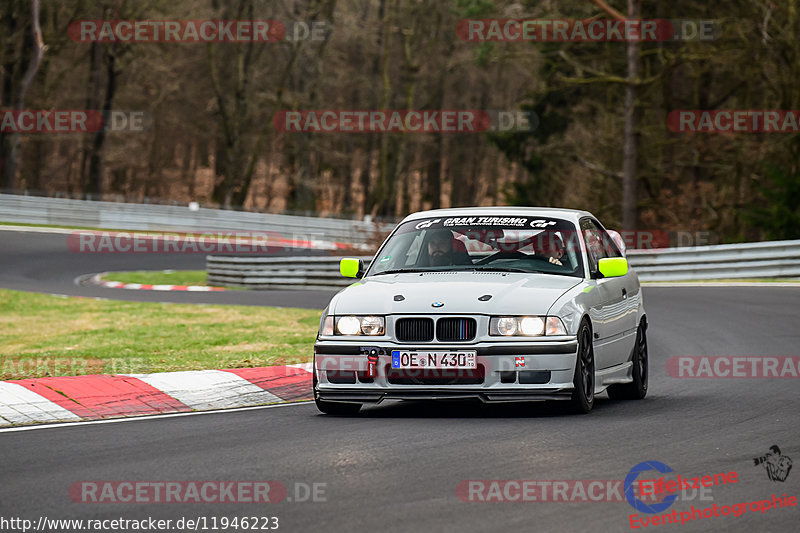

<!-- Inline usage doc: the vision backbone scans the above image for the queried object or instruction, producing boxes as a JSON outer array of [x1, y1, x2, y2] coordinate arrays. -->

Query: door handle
[[622, 288, 627, 299]]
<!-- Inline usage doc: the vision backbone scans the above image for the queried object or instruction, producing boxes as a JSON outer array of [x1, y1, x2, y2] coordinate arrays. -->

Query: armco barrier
[[627, 239, 800, 281], [206, 239, 800, 289], [0, 193, 392, 246], [2, 193, 797, 285], [207, 256, 373, 290]]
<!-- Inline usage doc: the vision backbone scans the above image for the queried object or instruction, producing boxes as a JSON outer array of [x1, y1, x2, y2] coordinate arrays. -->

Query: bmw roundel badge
[[431, 301, 444, 308]]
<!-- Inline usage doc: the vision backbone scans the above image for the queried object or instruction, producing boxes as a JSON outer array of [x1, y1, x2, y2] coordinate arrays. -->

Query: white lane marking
[[288, 363, 313, 372], [0, 401, 312, 433], [127, 370, 281, 410], [82, 273, 224, 292], [0, 383, 82, 426], [0, 225, 75, 235]]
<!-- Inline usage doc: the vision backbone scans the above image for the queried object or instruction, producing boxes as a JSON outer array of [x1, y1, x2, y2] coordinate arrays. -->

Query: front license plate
[[391, 351, 477, 369]]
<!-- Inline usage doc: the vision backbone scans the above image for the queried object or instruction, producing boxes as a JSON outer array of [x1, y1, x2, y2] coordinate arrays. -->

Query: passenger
[[538, 232, 566, 266]]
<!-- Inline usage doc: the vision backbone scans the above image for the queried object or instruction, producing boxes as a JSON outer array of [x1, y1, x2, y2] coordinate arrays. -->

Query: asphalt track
[[1, 228, 799, 532], [0, 228, 337, 308]]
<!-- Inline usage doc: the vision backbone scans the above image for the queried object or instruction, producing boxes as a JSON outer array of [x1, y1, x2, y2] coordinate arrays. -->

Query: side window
[[580, 218, 623, 276], [580, 219, 607, 275], [589, 219, 623, 259]]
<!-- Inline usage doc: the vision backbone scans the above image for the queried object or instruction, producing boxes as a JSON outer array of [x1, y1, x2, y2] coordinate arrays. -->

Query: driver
[[426, 229, 470, 267]]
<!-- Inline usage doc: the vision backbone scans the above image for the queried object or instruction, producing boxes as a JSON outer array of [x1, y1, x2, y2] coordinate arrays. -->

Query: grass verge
[[0, 221, 113, 231], [0, 288, 319, 380]]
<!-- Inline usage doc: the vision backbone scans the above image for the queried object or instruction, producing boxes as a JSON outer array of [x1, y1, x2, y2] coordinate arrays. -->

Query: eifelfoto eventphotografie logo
[[753, 445, 793, 482]]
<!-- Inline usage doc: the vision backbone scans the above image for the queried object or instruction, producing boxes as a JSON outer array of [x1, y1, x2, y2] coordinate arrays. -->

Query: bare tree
[[588, 0, 638, 230], [0, 0, 46, 190]]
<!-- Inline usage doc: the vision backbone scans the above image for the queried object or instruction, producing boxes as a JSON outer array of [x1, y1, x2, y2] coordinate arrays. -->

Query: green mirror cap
[[598, 257, 628, 278], [340, 258, 362, 278]]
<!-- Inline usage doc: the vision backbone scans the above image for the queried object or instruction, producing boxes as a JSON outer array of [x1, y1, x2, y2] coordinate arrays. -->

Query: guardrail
[[626, 239, 800, 281], [0, 193, 393, 247], [3, 193, 796, 285], [206, 239, 800, 289], [207, 256, 374, 290]]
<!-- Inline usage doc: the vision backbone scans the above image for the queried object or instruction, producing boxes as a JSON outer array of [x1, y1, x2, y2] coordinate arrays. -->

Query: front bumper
[[313, 339, 578, 404]]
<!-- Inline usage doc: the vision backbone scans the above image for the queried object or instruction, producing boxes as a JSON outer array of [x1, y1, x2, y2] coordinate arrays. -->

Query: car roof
[[399, 206, 596, 224]]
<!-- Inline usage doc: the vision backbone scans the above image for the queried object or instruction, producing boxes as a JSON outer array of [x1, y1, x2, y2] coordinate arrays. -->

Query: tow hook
[[367, 354, 379, 377], [361, 347, 384, 378]]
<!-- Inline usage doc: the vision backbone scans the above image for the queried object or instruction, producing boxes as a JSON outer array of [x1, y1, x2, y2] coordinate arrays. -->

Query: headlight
[[336, 316, 362, 335], [360, 316, 384, 335], [334, 316, 386, 336], [519, 316, 545, 336], [496, 317, 518, 336], [490, 316, 567, 336]]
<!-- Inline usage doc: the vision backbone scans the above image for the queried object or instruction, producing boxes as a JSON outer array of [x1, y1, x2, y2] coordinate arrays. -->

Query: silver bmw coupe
[[313, 207, 648, 415]]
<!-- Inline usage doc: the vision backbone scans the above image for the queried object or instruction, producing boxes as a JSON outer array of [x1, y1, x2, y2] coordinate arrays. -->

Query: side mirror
[[340, 258, 364, 278], [598, 257, 628, 278]]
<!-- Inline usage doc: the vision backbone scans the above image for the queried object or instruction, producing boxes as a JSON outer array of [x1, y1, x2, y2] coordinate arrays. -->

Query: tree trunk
[[372, 0, 395, 217], [87, 49, 117, 196], [1, 0, 45, 191], [622, 0, 640, 230], [80, 41, 104, 193]]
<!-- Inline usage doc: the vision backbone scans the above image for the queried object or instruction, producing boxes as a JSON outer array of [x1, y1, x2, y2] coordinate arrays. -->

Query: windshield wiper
[[474, 266, 579, 277], [371, 268, 431, 276], [471, 266, 533, 273], [372, 267, 480, 275]]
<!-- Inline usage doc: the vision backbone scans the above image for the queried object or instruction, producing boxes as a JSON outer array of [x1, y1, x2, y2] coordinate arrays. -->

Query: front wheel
[[569, 321, 595, 414], [607, 319, 648, 400]]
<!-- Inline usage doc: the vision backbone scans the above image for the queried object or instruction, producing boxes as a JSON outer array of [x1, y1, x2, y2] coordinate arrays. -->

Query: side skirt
[[594, 361, 634, 394]]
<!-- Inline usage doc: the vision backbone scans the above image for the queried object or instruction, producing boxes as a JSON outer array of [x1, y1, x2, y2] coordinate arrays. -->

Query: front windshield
[[366, 215, 585, 278]]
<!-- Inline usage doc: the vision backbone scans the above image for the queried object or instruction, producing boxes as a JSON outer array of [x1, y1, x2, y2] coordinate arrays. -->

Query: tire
[[569, 320, 595, 414], [313, 369, 362, 415], [607, 319, 648, 401]]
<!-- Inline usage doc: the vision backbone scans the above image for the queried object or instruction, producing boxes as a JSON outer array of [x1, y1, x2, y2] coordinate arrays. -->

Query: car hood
[[330, 272, 583, 316]]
